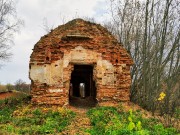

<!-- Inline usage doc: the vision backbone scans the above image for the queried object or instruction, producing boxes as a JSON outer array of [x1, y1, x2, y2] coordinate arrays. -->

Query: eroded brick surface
[[29, 19, 133, 105]]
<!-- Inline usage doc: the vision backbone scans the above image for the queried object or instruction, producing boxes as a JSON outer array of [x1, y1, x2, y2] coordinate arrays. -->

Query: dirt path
[[62, 107, 92, 135], [60, 102, 145, 135]]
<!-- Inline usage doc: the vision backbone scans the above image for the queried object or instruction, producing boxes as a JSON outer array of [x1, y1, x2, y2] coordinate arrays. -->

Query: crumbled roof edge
[[32, 18, 134, 65]]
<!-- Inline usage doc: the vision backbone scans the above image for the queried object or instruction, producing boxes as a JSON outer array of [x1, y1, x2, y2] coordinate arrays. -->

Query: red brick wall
[[29, 19, 133, 105]]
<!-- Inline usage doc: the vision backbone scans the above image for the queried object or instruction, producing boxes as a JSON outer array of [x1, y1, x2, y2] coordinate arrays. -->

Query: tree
[[0, 0, 23, 66], [14, 79, 30, 93], [14, 79, 25, 91], [6, 83, 14, 91], [108, 0, 180, 115], [0, 83, 6, 92]]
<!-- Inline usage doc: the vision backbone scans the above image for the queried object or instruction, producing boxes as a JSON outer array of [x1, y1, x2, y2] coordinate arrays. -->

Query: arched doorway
[[69, 65, 96, 107]]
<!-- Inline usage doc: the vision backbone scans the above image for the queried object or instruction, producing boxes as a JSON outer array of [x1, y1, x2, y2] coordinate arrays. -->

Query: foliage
[[108, 0, 180, 118], [0, 79, 30, 93], [0, 96, 179, 134], [0, 94, 30, 109], [14, 79, 30, 93], [0, 96, 76, 134], [6, 83, 14, 91], [87, 107, 179, 135], [0, 84, 7, 92], [0, 107, 14, 124], [13, 109, 73, 134], [0, 95, 30, 125], [158, 92, 166, 101], [174, 108, 180, 119]]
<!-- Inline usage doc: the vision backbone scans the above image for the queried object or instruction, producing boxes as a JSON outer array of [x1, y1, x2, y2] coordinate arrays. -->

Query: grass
[[0, 96, 76, 134], [86, 106, 179, 135], [0, 96, 179, 134]]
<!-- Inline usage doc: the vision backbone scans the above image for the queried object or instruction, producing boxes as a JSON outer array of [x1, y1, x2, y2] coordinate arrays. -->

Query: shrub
[[0, 107, 14, 123], [87, 107, 179, 135]]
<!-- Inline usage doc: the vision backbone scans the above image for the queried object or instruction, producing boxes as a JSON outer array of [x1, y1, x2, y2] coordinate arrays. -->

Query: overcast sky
[[0, 0, 110, 84]]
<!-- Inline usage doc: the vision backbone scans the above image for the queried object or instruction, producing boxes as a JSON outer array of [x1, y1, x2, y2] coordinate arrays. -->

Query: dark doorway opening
[[69, 65, 96, 107]]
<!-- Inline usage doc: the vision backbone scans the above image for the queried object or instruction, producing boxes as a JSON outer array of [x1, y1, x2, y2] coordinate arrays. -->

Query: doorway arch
[[69, 64, 97, 107]]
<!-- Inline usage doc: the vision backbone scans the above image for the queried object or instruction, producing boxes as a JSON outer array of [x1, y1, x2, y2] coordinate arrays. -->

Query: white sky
[[0, 0, 110, 84]]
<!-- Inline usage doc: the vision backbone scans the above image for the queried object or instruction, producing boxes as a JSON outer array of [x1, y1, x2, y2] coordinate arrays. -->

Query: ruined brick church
[[29, 19, 133, 106]]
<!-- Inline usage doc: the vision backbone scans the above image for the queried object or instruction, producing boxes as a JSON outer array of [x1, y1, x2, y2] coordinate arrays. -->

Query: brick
[[29, 19, 133, 106]]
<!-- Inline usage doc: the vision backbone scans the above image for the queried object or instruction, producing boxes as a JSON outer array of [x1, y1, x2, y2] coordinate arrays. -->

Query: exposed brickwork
[[29, 19, 133, 105]]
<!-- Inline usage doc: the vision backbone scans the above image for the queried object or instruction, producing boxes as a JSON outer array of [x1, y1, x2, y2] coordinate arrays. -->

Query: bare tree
[[14, 79, 25, 91], [42, 17, 54, 33], [0, 0, 23, 65], [108, 0, 180, 116]]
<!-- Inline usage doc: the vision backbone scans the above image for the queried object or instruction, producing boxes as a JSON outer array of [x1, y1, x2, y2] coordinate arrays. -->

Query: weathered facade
[[29, 19, 133, 106]]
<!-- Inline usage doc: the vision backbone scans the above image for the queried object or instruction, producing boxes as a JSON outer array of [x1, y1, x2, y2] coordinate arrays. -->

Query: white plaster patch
[[121, 64, 126, 67], [101, 60, 115, 86], [71, 46, 87, 61], [71, 52, 87, 61], [29, 65, 45, 83], [49, 89, 63, 93], [102, 60, 114, 69], [50, 60, 64, 85], [63, 60, 69, 68], [74, 46, 85, 51]]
